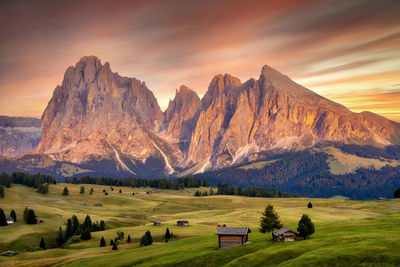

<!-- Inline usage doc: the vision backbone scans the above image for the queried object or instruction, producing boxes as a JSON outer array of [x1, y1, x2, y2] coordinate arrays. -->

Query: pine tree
[[110, 239, 114, 246], [259, 204, 282, 233], [0, 208, 7, 226], [100, 236, 106, 247], [65, 219, 73, 239], [10, 209, 16, 222], [194, 190, 201, 196], [27, 209, 37, 224], [80, 227, 91, 240], [83, 214, 92, 231], [144, 230, 153, 245], [119, 189, 122, 193], [307, 202, 313, 208], [100, 220, 105, 230], [112, 241, 118, 250], [202, 179, 209, 187], [140, 234, 148, 246], [394, 188, 400, 198], [0, 184, 4, 198], [40, 237, 46, 249], [297, 215, 315, 239], [127, 234, 131, 243], [23, 207, 29, 223], [63, 187, 69, 196], [56, 226, 64, 247], [72, 215, 79, 235], [80, 186, 85, 194], [165, 227, 171, 242], [90, 188, 94, 195]]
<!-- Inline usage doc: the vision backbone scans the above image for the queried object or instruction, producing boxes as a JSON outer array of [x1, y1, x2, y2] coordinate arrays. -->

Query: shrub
[[308, 202, 313, 208], [63, 187, 69, 196], [100, 236, 106, 247]]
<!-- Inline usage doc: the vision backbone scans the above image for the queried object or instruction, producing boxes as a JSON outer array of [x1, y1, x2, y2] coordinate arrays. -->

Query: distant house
[[154, 220, 161, 226], [377, 197, 388, 201], [273, 227, 302, 242], [37, 219, 44, 223], [177, 220, 189, 227], [94, 203, 102, 206], [1, 251, 16, 257], [80, 203, 87, 206], [6, 216, 14, 224], [146, 191, 152, 194], [215, 226, 249, 249]]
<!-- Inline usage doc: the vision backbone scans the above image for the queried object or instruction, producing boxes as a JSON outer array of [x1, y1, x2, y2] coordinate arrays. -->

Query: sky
[[1, 0, 400, 121]]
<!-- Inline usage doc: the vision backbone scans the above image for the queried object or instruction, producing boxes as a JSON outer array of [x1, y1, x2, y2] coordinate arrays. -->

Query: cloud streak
[[0, 0, 399, 121]]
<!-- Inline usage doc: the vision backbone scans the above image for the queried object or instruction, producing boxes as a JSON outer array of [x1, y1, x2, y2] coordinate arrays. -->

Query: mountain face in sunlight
[[3, 56, 400, 177]]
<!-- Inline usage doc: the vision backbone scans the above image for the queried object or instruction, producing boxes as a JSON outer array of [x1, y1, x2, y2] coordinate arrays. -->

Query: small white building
[[6, 216, 14, 224]]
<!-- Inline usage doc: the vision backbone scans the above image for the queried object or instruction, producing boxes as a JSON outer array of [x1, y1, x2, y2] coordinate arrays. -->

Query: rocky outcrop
[[35, 56, 176, 176], [163, 85, 201, 153], [0, 116, 41, 157]]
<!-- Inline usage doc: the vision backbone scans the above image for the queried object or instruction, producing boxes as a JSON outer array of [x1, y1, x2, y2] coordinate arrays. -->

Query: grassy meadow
[[0, 183, 400, 266]]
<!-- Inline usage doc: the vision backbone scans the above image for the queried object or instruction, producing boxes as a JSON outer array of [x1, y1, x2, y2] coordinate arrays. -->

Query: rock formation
[[6, 56, 398, 177]]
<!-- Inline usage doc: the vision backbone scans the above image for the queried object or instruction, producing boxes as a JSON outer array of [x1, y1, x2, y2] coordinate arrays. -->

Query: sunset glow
[[1, 0, 399, 121]]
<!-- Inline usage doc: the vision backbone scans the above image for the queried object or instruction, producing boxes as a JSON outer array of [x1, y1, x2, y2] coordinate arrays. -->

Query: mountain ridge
[[1, 55, 400, 178]]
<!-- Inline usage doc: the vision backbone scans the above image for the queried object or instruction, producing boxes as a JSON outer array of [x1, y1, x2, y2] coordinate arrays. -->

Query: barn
[[215, 226, 249, 249], [272, 227, 302, 242], [177, 220, 189, 227]]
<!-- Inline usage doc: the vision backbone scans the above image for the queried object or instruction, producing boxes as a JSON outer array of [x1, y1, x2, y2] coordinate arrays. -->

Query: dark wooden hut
[[215, 226, 249, 249]]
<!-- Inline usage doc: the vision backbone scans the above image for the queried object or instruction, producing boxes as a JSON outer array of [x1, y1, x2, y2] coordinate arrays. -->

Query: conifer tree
[[90, 188, 94, 195], [140, 230, 153, 246], [297, 215, 315, 239], [0, 184, 4, 198], [80, 227, 91, 240], [112, 241, 118, 250], [63, 187, 69, 196], [0, 208, 7, 226], [110, 239, 114, 246], [80, 186, 85, 194], [83, 214, 92, 231], [72, 215, 79, 235], [165, 227, 171, 242], [65, 219, 73, 239], [40, 238, 46, 249], [100, 220, 105, 230], [119, 189, 122, 193], [10, 209, 16, 222], [127, 234, 131, 243], [26, 209, 37, 224], [259, 204, 282, 233], [308, 202, 313, 208], [100, 236, 106, 247], [56, 226, 64, 247], [140, 234, 148, 246], [23, 207, 29, 223]]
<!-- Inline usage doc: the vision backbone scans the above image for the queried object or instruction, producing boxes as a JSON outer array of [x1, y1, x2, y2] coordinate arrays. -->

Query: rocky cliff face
[[35, 56, 177, 176], [0, 116, 41, 157], [18, 56, 400, 177], [163, 85, 201, 153], [186, 65, 400, 171]]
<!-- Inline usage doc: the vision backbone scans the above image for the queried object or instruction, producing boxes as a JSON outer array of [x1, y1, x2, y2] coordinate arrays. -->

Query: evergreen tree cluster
[[140, 230, 153, 246], [57, 214, 106, 247], [6, 172, 56, 189], [0, 184, 4, 198], [216, 183, 296, 198], [67, 175, 205, 190], [394, 188, 400, 198], [23, 207, 37, 224], [37, 183, 49, 194]]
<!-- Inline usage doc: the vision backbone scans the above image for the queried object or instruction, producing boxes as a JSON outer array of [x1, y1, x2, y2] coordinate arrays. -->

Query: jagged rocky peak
[[36, 56, 164, 166], [164, 85, 201, 149]]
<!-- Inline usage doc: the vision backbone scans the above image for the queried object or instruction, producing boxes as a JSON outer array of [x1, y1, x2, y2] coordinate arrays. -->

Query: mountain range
[[1, 56, 400, 182]]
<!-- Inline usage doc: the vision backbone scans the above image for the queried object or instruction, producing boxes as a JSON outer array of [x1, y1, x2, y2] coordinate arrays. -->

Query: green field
[[1, 184, 400, 266]]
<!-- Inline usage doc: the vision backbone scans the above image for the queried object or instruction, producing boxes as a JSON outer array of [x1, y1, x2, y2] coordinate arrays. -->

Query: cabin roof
[[273, 226, 297, 236], [6, 216, 14, 221], [215, 226, 249, 235]]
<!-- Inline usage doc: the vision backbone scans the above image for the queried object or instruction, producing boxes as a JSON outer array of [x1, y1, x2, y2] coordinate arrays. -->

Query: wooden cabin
[[273, 227, 302, 242], [215, 226, 249, 249], [1, 251, 16, 256], [154, 220, 161, 226], [177, 220, 189, 227]]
